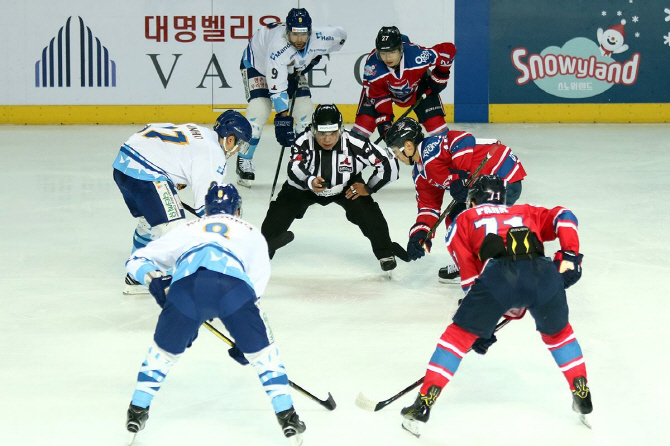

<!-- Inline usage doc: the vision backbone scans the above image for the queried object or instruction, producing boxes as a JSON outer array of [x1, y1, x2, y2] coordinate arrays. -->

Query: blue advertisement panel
[[489, 0, 670, 104]]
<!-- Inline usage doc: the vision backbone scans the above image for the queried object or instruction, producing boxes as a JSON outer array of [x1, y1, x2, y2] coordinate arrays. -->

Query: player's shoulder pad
[[363, 50, 386, 78], [268, 33, 294, 63], [447, 131, 476, 153], [403, 43, 436, 67]]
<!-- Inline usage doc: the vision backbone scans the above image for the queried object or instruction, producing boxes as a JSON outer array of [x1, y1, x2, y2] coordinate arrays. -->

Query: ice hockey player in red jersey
[[400, 175, 592, 437], [384, 117, 526, 282], [352, 26, 456, 141]]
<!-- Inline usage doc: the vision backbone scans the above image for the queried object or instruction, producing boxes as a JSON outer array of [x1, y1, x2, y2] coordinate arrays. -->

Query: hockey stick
[[422, 153, 492, 243], [355, 318, 511, 412], [202, 321, 337, 411], [269, 95, 298, 203], [374, 93, 427, 145]]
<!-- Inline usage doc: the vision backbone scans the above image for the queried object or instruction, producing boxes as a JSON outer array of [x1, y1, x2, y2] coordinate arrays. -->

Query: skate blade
[[438, 277, 460, 284], [286, 432, 303, 446], [578, 413, 592, 429], [387, 270, 393, 279], [237, 178, 252, 188], [123, 285, 149, 295], [401, 418, 422, 438], [127, 431, 137, 445]]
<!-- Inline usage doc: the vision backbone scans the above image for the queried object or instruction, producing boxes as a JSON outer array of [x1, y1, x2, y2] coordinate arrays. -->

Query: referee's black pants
[[261, 181, 394, 260]]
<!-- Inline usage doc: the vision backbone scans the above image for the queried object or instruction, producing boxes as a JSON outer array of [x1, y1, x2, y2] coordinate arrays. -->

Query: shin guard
[[541, 323, 588, 390], [131, 341, 180, 408], [422, 324, 477, 394], [246, 344, 294, 413]]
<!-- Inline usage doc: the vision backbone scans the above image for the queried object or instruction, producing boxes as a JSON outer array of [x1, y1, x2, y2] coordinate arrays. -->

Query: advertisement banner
[[0, 0, 455, 112], [490, 0, 670, 104]]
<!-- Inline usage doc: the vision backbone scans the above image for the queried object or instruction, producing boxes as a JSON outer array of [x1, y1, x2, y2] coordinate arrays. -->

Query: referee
[[261, 104, 400, 271]]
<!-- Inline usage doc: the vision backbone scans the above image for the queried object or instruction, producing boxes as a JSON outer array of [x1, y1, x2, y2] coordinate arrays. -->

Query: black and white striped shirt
[[287, 130, 399, 196]]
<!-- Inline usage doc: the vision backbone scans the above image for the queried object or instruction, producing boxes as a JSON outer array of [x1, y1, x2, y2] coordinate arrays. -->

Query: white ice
[[1, 122, 669, 446]]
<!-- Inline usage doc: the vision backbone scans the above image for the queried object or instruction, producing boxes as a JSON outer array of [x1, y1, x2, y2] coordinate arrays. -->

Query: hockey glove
[[472, 334, 497, 355], [274, 115, 296, 147], [448, 169, 470, 202], [553, 250, 584, 289], [228, 345, 249, 366], [407, 228, 432, 260], [376, 117, 393, 142], [146, 271, 172, 308]]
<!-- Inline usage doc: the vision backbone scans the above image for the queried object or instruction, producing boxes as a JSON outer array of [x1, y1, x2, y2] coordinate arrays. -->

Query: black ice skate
[[276, 407, 306, 446], [572, 376, 593, 428], [379, 256, 397, 272], [236, 156, 255, 188], [123, 273, 149, 295], [438, 264, 460, 284], [126, 403, 149, 445], [400, 385, 441, 438]]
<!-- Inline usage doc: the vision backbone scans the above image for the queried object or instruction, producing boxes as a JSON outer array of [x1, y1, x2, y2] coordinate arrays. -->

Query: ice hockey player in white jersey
[[124, 182, 306, 446], [238, 7, 346, 187], [112, 110, 251, 294]]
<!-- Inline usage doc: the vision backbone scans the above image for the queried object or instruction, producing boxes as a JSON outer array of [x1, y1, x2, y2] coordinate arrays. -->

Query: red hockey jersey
[[446, 203, 580, 291], [410, 132, 527, 239], [363, 42, 456, 118]]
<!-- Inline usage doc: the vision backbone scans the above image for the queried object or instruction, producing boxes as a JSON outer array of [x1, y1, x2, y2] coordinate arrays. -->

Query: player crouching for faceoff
[[124, 182, 306, 446], [238, 8, 347, 187], [384, 117, 526, 283], [400, 175, 591, 437], [261, 104, 400, 272], [112, 111, 252, 295]]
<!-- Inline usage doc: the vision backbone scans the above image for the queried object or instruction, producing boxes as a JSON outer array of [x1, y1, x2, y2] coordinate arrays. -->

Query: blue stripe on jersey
[[550, 339, 583, 366], [272, 91, 290, 113], [449, 134, 476, 155], [555, 210, 578, 230], [445, 220, 458, 246], [172, 243, 253, 291], [493, 155, 517, 179], [112, 144, 170, 181], [429, 345, 463, 375], [242, 43, 254, 68]]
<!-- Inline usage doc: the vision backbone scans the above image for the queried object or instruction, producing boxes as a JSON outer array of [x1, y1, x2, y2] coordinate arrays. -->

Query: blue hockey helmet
[[286, 8, 311, 34], [213, 110, 252, 157], [467, 175, 506, 208], [205, 182, 242, 216]]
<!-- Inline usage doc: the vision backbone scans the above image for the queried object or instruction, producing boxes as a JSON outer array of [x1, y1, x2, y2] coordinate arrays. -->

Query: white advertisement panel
[[0, 0, 455, 106]]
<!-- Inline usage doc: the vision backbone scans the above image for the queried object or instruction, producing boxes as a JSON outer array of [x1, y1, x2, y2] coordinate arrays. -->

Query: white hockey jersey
[[241, 23, 346, 106], [126, 213, 270, 298], [112, 123, 227, 215]]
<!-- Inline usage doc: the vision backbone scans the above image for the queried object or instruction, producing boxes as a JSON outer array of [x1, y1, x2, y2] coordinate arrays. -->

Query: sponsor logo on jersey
[[249, 75, 268, 91], [364, 64, 377, 77], [338, 155, 353, 172], [415, 50, 431, 65], [270, 42, 292, 60], [315, 32, 334, 41], [154, 181, 183, 221]]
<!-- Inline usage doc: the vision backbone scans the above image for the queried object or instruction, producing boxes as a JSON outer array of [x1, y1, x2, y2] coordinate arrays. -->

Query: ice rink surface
[[1, 122, 669, 446]]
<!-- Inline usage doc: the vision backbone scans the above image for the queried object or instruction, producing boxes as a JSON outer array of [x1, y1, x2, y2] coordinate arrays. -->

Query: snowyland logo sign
[[511, 19, 640, 99], [512, 38, 640, 98]]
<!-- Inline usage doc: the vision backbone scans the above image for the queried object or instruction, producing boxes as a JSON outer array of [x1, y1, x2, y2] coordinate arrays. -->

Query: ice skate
[[572, 376, 593, 428], [400, 385, 440, 438], [126, 403, 149, 445], [123, 274, 149, 295], [276, 407, 306, 445], [236, 156, 255, 188], [379, 256, 397, 278], [438, 264, 460, 284]]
